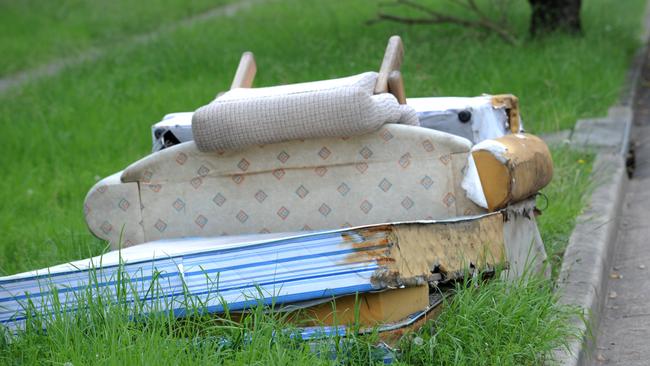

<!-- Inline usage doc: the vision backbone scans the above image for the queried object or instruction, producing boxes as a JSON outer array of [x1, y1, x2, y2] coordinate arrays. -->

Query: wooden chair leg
[[374, 35, 404, 94], [388, 70, 406, 104], [230, 51, 257, 89]]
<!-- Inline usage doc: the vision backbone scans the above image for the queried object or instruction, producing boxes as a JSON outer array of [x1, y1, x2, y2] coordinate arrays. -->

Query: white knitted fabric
[[192, 72, 419, 151]]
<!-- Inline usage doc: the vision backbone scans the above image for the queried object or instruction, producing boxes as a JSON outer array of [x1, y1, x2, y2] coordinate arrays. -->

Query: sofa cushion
[[192, 72, 419, 152]]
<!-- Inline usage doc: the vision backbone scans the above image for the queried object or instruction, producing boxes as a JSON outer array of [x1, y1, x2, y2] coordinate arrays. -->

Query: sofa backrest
[[85, 124, 484, 247]]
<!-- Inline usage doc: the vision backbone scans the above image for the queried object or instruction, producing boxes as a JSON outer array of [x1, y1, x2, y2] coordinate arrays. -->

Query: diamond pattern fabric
[[85, 124, 483, 247]]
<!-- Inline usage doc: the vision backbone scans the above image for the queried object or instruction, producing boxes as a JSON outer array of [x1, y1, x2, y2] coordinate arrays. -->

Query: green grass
[[398, 274, 579, 365], [0, 267, 334, 365], [0, 0, 641, 364], [536, 147, 595, 278], [0, 266, 578, 365], [0, 0, 230, 77]]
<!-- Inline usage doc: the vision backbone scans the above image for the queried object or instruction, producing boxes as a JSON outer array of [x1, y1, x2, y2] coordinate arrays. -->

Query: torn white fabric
[[461, 154, 488, 209], [460, 139, 510, 208], [472, 139, 509, 163], [407, 96, 511, 144], [473, 102, 509, 143]]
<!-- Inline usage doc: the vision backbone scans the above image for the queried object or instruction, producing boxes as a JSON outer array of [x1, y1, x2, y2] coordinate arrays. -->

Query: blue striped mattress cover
[[0, 228, 391, 330], [0, 215, 493, 331]]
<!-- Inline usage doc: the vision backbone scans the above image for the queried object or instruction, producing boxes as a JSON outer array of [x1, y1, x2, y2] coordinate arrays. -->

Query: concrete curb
[[553, 153, 628, 365], [552, 4, 650, 364]]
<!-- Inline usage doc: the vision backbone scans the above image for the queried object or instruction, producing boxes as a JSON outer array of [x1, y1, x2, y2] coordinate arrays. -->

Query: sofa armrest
[[85, 172, 144, 247]]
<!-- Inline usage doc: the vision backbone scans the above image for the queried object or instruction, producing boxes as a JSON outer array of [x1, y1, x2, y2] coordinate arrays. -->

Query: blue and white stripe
[[0, 229, 389, 331]]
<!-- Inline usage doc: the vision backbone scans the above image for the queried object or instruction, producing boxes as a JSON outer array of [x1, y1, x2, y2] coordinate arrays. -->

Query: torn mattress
[[1, 205, 546, 332]]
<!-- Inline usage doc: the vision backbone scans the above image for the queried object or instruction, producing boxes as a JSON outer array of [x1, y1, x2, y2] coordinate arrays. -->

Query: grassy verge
[[398, 274, 579, 365], [0, 0, 230, 77], [0, 267, 578, 365], [537, 147, 595, 278]]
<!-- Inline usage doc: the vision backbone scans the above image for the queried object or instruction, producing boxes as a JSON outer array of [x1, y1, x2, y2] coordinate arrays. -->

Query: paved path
[[593, 53, 650, 365], [0, 0, 261, 95]]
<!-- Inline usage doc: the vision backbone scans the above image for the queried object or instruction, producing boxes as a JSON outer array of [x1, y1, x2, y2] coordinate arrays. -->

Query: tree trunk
[[529, 0, 582, 36]]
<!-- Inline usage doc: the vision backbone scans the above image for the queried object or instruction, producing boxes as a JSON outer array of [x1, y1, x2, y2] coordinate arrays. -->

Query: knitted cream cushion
[[192, 72, 418, 151]]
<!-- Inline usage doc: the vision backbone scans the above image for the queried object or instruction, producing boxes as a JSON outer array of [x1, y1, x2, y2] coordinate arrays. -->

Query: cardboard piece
[[490, 94, 521, 134], [299, 285, 429, 327]]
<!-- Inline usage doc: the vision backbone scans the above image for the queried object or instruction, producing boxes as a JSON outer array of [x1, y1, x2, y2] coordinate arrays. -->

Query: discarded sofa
[[2, 36, 553, 337]]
